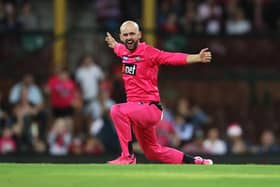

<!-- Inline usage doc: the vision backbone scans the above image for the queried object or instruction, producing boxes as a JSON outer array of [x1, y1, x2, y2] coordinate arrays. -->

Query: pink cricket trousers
[[110, 101, 184, 164]]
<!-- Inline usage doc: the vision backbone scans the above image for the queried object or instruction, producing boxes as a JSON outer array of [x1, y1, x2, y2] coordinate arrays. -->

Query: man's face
[[83, 56, 94, 66], [23, 75, 33, 86], [120, 24, 141, 51]]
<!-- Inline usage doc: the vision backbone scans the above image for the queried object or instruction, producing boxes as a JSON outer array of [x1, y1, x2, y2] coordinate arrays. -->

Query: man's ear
[[119, 33, 124, 42], [138, 31, 142, 40]]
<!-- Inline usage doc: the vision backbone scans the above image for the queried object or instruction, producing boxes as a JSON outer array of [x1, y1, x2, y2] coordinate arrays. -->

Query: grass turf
[[0, 164, 279, 187]]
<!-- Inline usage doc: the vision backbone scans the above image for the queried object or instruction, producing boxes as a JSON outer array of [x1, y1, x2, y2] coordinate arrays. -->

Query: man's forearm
[[186, 54, 201, 64]]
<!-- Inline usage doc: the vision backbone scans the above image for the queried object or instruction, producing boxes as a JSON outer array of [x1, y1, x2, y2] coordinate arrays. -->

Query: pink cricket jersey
[[114, 42, 188, 102]]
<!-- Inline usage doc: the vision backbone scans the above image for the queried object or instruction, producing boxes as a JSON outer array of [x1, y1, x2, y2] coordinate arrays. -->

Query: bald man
[[105, 20, 213, 165]]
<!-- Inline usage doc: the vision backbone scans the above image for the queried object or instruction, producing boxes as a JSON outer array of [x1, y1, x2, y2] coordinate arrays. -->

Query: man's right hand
[[105, 32, 117, 48]]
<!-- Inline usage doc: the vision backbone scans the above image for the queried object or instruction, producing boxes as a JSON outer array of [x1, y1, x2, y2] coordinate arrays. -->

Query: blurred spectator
[[203, 127, 227, 155], [173, 113, 194, 145], [156, 108, 180, 147], [17, 1, 43, 52], [157, 0, 182, 28], [84, 137, 104, 155], [161, 13, 187, 51], [90, 88, 115, 120], [69, 136, 84, 155], [12, 86, 39, 125], [176, 97, 211, 128], [252, 0, 265, 32], [190, 105, 211, 127], [181, 129, 209, 154], [197, 0, 223, 34], [0, 2, 22, 32], [18, 1, 38, 30], [257, 130, 280, 154], [47, 118, 72, 156], [46, 67, 81, 118], [180, 0, 200, 34], [226, 7, 251, 35], [157, 0, 170, 27], [99, 72, 112, 96], [174, 97, 194, 144], [199, 0, 223, 34], [9, 74, 43, 107], [92, 116, 120, 153], [88, 92, 114, 146], [111, 65, 126, 103], [10, 86, 44, 152], [175, 97, 190, 120], [197, 0, 222, 23], [161, 13, 179, 34], [9, 74, 47, 140], [89, 117, 104, 137], [157, 0, 280, 35], [0, 127, 16, 154], [172, 97, 211, 146], [94, 0, 120, 31], [88, 85, 115, 154], [75, 55, 104, 115], [226, 123, 248, 154], [84, 74, 115, 141]]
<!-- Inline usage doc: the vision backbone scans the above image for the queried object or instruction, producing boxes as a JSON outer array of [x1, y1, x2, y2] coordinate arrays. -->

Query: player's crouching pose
[[105, 20, 213, 165]]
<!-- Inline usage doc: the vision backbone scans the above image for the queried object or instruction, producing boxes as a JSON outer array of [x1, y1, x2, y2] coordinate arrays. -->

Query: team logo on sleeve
[[122, 56, 129, 61], [122, 63, 137, 75], [134, 56, 141, 61]]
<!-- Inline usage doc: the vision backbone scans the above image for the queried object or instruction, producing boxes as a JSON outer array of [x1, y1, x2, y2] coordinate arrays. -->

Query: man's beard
[[124, 40, 138, 51]]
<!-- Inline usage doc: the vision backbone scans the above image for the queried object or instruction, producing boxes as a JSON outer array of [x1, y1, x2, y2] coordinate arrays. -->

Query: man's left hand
[[199, 48, 212, 63]]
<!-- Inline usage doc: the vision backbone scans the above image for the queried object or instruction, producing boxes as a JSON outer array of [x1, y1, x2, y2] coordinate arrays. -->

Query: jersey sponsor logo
[[122, 63, 137, 75]]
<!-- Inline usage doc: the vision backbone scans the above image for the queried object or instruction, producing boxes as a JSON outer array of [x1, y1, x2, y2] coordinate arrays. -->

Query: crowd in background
[[0, 0, 38, 32], [0, 55, 122, 155], [0, 54, 279, 156], [0, 0, 280, 156], [156, 0, 280, 51], [0, 0, 280, 34], [157, 0, 279, 35]]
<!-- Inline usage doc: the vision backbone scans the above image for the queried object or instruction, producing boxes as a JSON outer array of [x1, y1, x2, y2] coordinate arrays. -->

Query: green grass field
[[0, 164, 279, 187]]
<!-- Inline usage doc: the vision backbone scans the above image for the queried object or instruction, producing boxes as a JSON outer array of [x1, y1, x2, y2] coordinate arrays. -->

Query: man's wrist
[[186, 54, 201, 64], [113, 42, 120, 49]]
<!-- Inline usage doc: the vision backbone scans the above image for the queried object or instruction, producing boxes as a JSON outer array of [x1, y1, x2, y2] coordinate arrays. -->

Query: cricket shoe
[[194, 156, 213, 165], [107, 154, 136, 164]]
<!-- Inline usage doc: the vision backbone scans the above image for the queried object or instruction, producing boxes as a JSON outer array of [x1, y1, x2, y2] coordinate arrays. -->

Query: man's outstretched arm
[[150, 47, 212, 66], [105, 32, 212, 64], [187, 48, 212, 64]]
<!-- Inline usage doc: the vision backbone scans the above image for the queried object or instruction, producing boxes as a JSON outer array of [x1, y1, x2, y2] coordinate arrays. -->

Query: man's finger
[[107, 32, 113, 38], [200, 48, 209, 53]]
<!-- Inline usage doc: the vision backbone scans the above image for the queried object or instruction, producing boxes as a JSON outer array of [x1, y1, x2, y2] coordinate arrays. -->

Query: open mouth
[[126, 40, 134, 45], [126, 40, 135, 49]]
